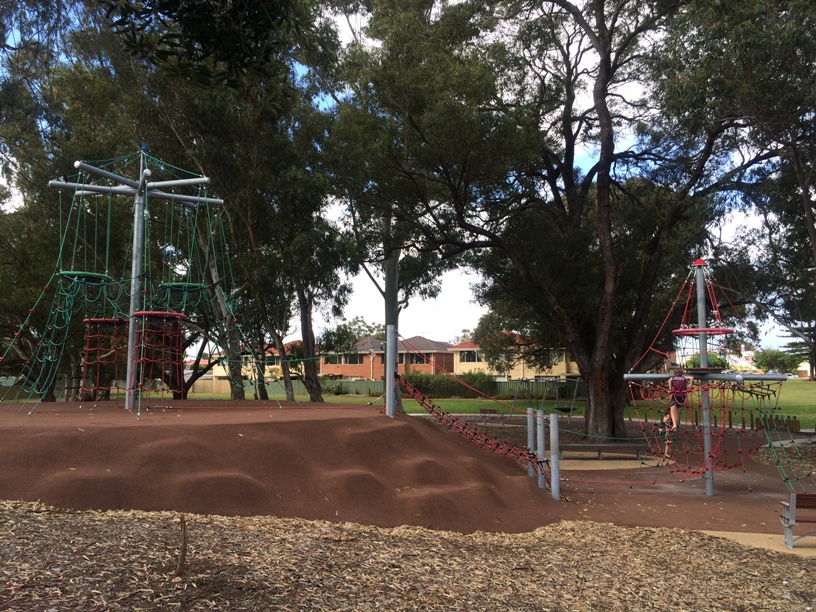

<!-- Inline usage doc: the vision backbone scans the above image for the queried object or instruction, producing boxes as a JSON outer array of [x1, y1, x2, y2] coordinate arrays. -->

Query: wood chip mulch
[[2, 500, 814, 611]]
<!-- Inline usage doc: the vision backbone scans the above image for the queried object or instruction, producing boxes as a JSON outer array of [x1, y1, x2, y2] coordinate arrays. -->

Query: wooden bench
[[479, 408, 504, 425], [558, 443, 649, 460], [780, 493, 816, 549]]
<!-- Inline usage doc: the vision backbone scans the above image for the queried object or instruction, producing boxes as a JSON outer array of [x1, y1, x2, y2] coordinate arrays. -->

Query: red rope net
[[397, 373, 550, 483], [134, 311, 187, 402], [628, 378, 782, 476], [80, 318, 128, 403], [627, 260, 790, 478]]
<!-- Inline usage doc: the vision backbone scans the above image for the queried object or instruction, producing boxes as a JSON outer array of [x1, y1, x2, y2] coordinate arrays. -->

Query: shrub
[[400, 371, 497, 398]]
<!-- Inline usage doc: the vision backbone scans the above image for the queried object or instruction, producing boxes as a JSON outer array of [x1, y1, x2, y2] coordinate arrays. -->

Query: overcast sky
[[304, 259, 787, 349], [308, 269, 486, 345]]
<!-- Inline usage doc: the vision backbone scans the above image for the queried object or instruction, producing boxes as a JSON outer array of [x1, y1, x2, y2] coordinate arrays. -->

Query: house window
[[324, 354, 339, 365], [409, 353, 428, 364], [380, 354, 405, 364], [459, 350, 482, 363], [344, 353, 364, 365]]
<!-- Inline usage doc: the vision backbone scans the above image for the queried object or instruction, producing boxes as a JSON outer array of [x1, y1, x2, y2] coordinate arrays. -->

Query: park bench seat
[[558, 442, 649, 460], [780, 493, 816, 550], [479, 408, 504, 425]]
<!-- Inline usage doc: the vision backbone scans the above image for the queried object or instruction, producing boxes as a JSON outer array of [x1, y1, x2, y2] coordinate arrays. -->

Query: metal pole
[[537, 409, 546, 489], [527, 407, 535, 477], [550, 413, 561, 501], [695, 261, 714, 496], [385, 325, 396, 418], [125, 153, 148, 412]]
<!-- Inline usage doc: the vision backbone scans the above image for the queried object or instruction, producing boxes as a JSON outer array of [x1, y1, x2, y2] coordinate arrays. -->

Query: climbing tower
[[625, 259, 814, 494], [1, 150, 255, 413]]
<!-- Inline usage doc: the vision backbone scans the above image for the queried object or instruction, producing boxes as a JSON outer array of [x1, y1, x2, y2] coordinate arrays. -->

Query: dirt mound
[[0, 400, 794, 534], [0, 403, 561, 533]]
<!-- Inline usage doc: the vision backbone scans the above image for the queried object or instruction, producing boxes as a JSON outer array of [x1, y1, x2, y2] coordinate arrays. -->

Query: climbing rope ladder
[[80, 317, 128, 401], [755, 400, 816, 493], [1, 180, 131, 406], [391, 335, 550, 485]]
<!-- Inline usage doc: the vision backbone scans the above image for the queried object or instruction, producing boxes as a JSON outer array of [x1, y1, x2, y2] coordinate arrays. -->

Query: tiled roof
[[398, 336, 451, 352], [353, 335, 451, 352], [449, 341, 479, 350], [355, 336, 387, 351]]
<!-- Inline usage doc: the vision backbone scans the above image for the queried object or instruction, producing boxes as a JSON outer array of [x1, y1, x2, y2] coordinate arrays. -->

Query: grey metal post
[[125, 153, 149, 412], [550, 413, 561, 501], [385, 324, 396, 418], [695, 262, 714, 496], [536, 409, 546, 489], [527, 407, 535, 477]]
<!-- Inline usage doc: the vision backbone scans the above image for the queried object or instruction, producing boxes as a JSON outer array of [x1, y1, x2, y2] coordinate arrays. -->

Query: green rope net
[[1, 151, 257, 413]]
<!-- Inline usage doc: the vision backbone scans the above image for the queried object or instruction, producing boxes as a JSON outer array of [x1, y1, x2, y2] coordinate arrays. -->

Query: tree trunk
[[296, 283, 324, 403], [255, 357, 269, 400], [65, 355, 83, 402], [253, 332, 269, 400], [268, 328, 296, 401], [582, 363, 628, 439], [196, 224, 245, 400], [41, 385, 57, 403], [582, 2, 620, 437], [228, 358, 246, 400], [254, 292, 296, 401]]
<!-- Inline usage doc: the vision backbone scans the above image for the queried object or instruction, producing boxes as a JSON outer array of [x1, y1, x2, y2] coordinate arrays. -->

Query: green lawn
[[7, 378, 812, 428], [324, 378, 816, 429], [777, 378, 816, 429], [320, 393, 583, 419]]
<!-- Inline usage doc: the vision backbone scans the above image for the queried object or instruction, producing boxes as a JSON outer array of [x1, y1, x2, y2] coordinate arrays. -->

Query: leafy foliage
[[321, 316, 385, 354], [753, 349, 802, 375], [101, 0, 299, 91], [684, 353, 729, 370], [400, 371, 497, 398]]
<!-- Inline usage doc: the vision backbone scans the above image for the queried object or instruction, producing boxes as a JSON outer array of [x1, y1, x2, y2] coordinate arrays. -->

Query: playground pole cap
[[692, 258, 707, 266]]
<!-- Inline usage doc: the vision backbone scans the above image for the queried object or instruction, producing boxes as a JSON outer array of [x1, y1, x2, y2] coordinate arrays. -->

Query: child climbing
[[661, 368, 689, 432]]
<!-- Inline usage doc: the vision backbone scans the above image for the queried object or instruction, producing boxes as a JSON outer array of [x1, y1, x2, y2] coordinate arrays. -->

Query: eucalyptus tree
[[716, 164, 816, 379], [105, 0, 363, 402], [330, 0, 780, 437], [655, 0, 816, 380], [0, 3, 163, 398], [101, 0, 297, 93], [656, 0, 816, 267], [1, 1, 351, 402], [323, 3, 460, 349]]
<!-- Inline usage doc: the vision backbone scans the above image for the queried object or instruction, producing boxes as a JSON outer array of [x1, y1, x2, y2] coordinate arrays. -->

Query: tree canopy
[[0, 0, 813, 421]]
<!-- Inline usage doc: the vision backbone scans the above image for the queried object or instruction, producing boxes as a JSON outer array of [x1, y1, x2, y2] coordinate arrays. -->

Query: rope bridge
[[397, 373, 550, 485]]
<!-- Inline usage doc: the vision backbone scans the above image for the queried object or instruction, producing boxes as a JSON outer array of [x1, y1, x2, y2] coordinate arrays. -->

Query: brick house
[[449, 340, 579, 379], [320, 335, 454, 380]]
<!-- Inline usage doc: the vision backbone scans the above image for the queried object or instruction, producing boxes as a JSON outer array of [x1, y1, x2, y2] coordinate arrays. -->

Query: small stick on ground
[[175, 514, 187, 575]]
